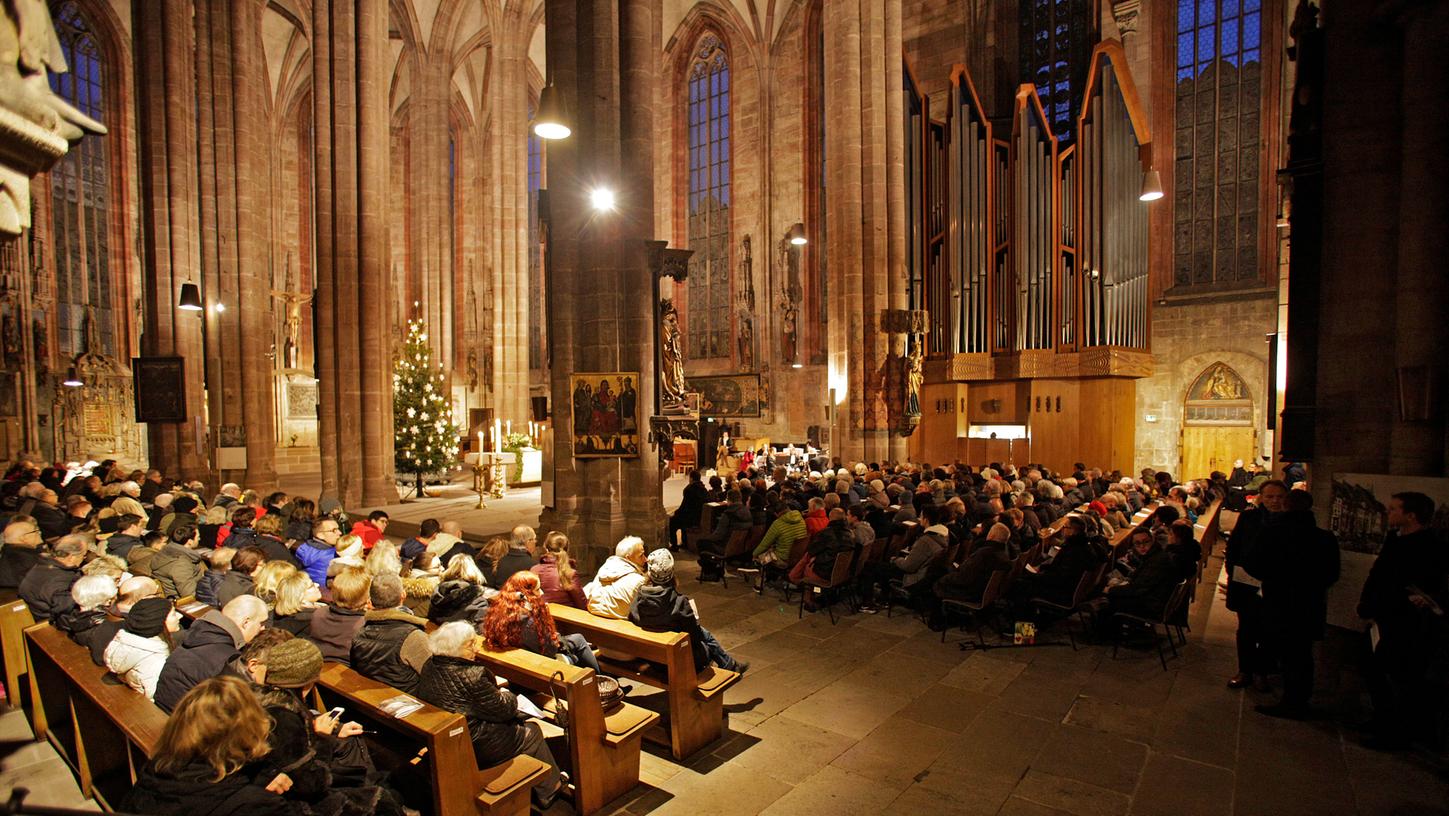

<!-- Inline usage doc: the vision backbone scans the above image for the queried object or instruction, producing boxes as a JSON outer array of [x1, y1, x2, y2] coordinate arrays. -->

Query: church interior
[[0, 0, 1446, 814]]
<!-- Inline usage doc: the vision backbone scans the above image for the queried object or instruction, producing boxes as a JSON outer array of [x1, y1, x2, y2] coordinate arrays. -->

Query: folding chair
[[1111, 577, 1193, 670], [798, 552, 856, 624], [941, 569, 1007, 647]]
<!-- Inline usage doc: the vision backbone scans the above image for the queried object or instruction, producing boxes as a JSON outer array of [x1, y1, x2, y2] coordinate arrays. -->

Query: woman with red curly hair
[[482, 572, 601, 672]]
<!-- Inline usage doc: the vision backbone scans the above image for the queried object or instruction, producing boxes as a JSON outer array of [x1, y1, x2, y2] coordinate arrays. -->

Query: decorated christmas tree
[[393, 318, 460, 496]]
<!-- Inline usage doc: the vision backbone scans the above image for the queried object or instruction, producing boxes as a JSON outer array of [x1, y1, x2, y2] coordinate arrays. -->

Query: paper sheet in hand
[[1369, 622, 1381, 652], [1230, 566, 1262, 589], [515, 694, 547, 720]]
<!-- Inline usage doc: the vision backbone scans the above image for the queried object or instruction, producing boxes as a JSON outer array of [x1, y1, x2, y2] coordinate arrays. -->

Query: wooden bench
[[314, 662, 548, 816], [0, 590, 35, 711], [24, 622, 169, 808], [473, 644, 658, 815], [548, 603, 740, 760]]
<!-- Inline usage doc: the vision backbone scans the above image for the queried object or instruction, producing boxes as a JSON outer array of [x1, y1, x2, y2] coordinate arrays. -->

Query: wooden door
[[1181, 426, 1256, 480]]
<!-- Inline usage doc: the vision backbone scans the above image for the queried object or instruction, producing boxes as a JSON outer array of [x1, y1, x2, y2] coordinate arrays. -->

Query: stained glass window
[[686, 35, 731, 360], [1173, 0, 1262, 290], [48, 1, 112, 359], [1020, 0, 1093, 142]]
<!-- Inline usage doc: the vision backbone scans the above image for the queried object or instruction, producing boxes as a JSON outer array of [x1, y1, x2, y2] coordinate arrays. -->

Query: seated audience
[[127, 530, 167, 576], [1013, 515, 1105, 607], [105, 513, 147, 559], [401, 517, 440, 563], [54, 573, 118, 650], [104, 596, 181, 700], [252, 560, 299, 609], [306, 566, 371, 664], [326, 533, 367, 580], [751, 503, 805, 566], [251, 514, 300, 567], [858, 503, 949, 611], [123, 676, 304, 815], [484, 571, 600, 671], [789, 508, 857, 610], [351, 573, 431, 692], [583, 536, 648, 619], [295, 518, 342, 587], [414, 621, 566, 808], [934, 522, 1013, 604], [18, 534, 87, 622], [270, 572, 322, 636], [668, 469, 709, 551], [0, 518, 43, 587], [283, 499, 316, 545], [195, 505, 228, 551], [349, 510, 389, 550], [1103, 520, 1201, 619], [696, 489, 754, 556], [480, 525, 539, 588], [532, 531, 587, 609], [150, 524, 209, 599], [217, 546, 266, 607], [221, 506, 260, 551], [629, 550, 747, 673], [196, 547, 234, 606], [154, 594, 269, 712]]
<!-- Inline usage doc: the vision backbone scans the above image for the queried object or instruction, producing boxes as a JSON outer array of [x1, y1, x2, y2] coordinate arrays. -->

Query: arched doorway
[[1180, 362, 1256, 479]]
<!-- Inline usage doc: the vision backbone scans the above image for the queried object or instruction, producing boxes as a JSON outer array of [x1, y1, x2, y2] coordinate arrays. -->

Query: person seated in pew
[[484, 571, 602, 672], [933, 522, 1013, 609], [848, 504, 876, 556], [104, 513, 146, 560], [149, 523, 209, 600], [124, 676, 305, 816], [583, 536, 649, 620], [695, 487, 754, 558], [270, 572, 322, 636], [18, 533, 86, 622], [252, 514, 301, 569], [196, 547, 234, 606], [253, 561, 299, 609], [306, 566, 371, 665], [0, 517, 43, 588], [856, 503, 949, 613], [479, 525, 539, 588], [295, 518, 342, 588], [630, 549, 749, 674], [325, 534, 367, 582], [216, 546, 266, 607], [1010, 514, 1107, 608], [788, 508, 857, 611], [104, 596, 182, 701], [1100, 520, 1201, 623], [83, 575, 163, 665], [126, 529, 167, 577], [414, 621, 567, 810], [155, 594, 269, 712], [54, 573, 118, 651], [427, 555, 494, 626], [531, 531, 587, 609], [351, 574, 431, 693], [1110, 527, 1160, 584], [250, 637, 409, 815]]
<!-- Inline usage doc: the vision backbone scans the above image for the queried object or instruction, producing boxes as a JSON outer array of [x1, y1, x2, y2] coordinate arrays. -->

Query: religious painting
[[686, 373, 763, 417], [131, 356, 187, 422], [1184, 362, 1253, 425], [1329, 474, 1449, 556], [570, 372, 641, 458]]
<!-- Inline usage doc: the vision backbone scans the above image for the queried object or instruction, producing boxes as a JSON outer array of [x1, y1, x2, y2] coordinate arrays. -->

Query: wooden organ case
[[910, 41, 1154, 475]]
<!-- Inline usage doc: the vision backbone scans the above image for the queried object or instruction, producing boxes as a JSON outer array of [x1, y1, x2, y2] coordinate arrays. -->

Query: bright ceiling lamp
[[1139, 168, 1164, 202], [532, 84, 571, 140]]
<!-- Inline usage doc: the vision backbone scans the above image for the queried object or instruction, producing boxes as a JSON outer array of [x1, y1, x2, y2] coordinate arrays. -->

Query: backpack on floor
[[697, 554, 725, 583]]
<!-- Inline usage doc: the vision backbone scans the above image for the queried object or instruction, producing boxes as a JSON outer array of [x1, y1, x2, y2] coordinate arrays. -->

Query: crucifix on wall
[[270, 253, 312, 371]]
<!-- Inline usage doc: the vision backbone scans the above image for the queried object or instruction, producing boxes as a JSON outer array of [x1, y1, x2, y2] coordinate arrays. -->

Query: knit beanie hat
[[124, 597, 171, 638], [265, 638, 324, 688], [646, 548, 675, 585]]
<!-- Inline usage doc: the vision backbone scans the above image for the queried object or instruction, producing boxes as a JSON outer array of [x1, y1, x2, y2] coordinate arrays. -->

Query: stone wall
[[1134, 293, 1277, 475]]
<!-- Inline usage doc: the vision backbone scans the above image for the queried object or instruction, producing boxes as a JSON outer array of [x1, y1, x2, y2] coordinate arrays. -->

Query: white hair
[[119, 480, 141, 496], [615, 536, 644, 558], [71, 575, 118, 611], [429, 620, 477, 657]]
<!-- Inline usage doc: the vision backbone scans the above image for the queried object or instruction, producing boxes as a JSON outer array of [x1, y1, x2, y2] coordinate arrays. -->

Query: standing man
[[1250, 490, 1339, 718], [1357, 492, 1448, 749], [1225, 480, 1288, 690]]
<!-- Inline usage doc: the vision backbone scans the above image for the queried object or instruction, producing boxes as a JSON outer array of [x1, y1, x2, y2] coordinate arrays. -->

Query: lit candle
[[493, 418, 501, 450], [477, 430, 484, 453], [506, 419, 512, 436]]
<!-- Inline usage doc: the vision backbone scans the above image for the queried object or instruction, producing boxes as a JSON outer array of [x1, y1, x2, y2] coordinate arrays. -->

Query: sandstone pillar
[[313, 0, 394, 508], [134, 0, 209, 481], [406, 58, 454, 369]]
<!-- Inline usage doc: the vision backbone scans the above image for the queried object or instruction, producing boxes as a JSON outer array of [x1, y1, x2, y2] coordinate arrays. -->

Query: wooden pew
[[314, 663, 548, 816], [548, 603, 740, 760], [0, 590, 35, 711], [473, 644, 658, 815], [24, 622, 168, 808]]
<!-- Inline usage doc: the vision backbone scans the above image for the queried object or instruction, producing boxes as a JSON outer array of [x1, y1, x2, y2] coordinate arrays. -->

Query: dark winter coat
[[480, 549, 536, 589], [270, 608, 316, 637], [215, 571, 256, 608], [350, 609, 429, 693], [413, 654, 534, 766], [427, 581, 490, 626], [105, 533, 143, 560], [1357, 528, 1448, 665], [255, 534, 301, 568], [1107, 543, 1198, 618], [221, 528, 260, 552], [1225, 506, 1274, 612], [122, 759, 304, 816], [806, 518, 857, 579], [195, 570, 225, 606], [1251, 509, 1340, 641], [1027, 533, 1102, 606], [17, 556, 80, 622], [154, 610, 247, 712], [673, 480, 709, 528], [149, 543, 208, 599], [935, 539, 1011, 602], [628, 581, 710, 671], [307, 604, 367, 665], [0, 545, 40, 588]]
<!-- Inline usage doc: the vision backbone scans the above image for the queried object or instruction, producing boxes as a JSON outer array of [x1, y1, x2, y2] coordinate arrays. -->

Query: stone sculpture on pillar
[[0, 0, 106, 236], [660, 298, 687, 407]]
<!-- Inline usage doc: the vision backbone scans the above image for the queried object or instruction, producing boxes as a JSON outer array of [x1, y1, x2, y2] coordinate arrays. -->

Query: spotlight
[[62, 367, 82, 387], [1139, 169, 1164, 202], [214, 302, 226, 313], [178, 281, 203, 311], [532, 84, 571, 140], [792, 362, 803, 369], [590, 187, 616, 212], [787, 223, 807, 245]]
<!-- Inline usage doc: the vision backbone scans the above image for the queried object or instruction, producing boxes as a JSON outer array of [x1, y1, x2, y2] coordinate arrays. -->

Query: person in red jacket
[[531, 532, 587, 609], [802, 497, 829, 541], [350, 510, 389, 551]]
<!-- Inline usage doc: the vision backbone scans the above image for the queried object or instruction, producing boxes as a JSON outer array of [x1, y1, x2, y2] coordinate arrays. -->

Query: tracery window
[[686, 34, 731, 360], [1173, 0, 1262, 289], [48, 1, 113, 358], [1020, 0, 1093, 142]]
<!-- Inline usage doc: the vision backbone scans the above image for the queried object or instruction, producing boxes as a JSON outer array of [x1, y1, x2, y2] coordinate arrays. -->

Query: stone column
[[134, 0, 209, 481], [406, 57, 454, 369], [824, 0, 905, 464], [313, 0, 394, 509]]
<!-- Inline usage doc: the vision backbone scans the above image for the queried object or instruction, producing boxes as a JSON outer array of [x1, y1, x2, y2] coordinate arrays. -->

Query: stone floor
[[3, 533, 1446, 815]]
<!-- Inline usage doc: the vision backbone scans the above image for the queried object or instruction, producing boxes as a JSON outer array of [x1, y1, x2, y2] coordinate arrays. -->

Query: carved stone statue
[[780, 299, 798, 364], [660, 298, 687, 405], [270, 289, 312, 370], [904, 343, 924, 417], [737, 312, 754, 372], [0, 0, 106, 236]]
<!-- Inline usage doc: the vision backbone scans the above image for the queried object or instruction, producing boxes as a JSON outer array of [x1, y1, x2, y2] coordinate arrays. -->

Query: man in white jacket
[[584, 536, 648, 619], [104, 597, 181, 701]]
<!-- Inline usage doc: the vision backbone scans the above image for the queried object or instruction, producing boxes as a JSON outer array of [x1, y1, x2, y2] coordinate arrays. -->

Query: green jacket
[[754, 510, 805, 562]]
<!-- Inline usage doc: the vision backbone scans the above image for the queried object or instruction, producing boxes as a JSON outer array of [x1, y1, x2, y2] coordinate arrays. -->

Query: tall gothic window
[[1173, 0, 1262, 290], [48, 1, 113, 359], [528, 126, 543, 370], [686, 34, 730, 360], [1020, 0, 1093, 141]]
